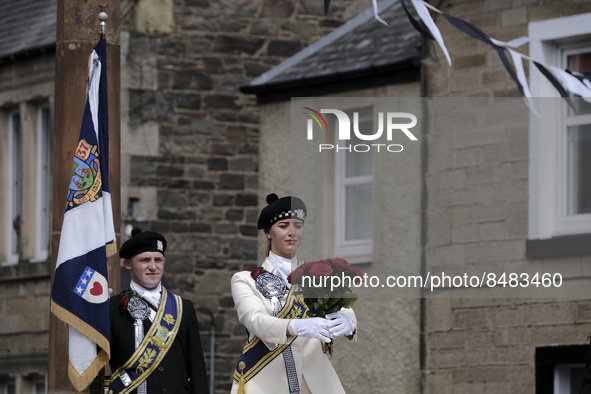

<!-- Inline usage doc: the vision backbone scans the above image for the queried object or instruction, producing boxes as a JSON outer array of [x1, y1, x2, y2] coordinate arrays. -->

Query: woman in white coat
[[230, 193, 357, 394]]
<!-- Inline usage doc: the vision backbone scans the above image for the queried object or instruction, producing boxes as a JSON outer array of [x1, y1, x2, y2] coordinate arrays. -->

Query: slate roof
[[0, 0, 57, 59], [243, 0, 421, 94]]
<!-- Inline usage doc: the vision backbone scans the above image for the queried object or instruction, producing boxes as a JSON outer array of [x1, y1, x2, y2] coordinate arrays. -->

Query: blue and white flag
[[50, 38, 116, 391]]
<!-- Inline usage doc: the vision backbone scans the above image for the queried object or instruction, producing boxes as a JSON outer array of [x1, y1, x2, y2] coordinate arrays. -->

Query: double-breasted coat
[[230, 259, 357, 394], [109, 293, 209, 394]]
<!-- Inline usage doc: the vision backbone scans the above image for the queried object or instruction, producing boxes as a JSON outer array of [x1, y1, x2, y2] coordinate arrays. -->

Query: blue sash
[[110, 288, 183, 394], [233, 285, 307, 383]]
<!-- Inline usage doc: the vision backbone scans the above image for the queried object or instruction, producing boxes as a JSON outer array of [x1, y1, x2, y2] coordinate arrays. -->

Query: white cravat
[[267, 251, 298, 285], [130, 280, 162, 322]]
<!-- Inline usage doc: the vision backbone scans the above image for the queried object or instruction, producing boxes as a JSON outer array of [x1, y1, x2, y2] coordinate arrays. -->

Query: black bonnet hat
[[119, 228, 167, 259], [257, 193, 307, 231]]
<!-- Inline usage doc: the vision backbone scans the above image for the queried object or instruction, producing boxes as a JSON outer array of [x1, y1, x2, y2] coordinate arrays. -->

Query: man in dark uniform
[[109, 228, 208, 394]]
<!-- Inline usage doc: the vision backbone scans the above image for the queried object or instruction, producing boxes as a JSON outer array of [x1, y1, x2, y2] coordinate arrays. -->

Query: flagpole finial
[[98, 4, 108, 38]]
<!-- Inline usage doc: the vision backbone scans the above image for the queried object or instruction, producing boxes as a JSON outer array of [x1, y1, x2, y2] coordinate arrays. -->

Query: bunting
[[399, 0, 591, 113], [322, 0, 591, 113]]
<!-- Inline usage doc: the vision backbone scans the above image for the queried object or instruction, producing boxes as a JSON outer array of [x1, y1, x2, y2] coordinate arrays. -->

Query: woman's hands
[[326, 312, 355, 338], [288, 318, 333, 343], [287, 313, 356, 342]]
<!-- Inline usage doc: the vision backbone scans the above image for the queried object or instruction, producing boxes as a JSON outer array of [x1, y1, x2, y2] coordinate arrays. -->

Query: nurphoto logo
[[302, 107, 418, 153]]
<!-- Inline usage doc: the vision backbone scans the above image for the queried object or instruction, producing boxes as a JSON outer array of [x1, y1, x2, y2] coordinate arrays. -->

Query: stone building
[[2, 0, 591, 393], [420, 2, 591, 394], [0, 0, 56, 392]]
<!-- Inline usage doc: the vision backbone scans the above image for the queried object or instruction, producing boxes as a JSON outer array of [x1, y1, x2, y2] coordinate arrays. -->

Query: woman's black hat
[[119, 228, 167, 259], [257, 193, 307, 231]]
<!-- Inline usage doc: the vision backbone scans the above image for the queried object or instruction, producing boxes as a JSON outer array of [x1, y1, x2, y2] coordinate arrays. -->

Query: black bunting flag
[[324, 0, 331, 15], [566, 69, 591, 85], [533, 61, 578, 113], [442, 13, 527, 99], [398, 0, 591, 112], [400, 0, 434, 40], [325, 0, 589, 112]]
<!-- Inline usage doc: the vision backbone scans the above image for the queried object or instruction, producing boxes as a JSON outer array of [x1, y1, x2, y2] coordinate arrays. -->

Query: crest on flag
[[68, 139, 102, 208], [50, 38, 116, 392]]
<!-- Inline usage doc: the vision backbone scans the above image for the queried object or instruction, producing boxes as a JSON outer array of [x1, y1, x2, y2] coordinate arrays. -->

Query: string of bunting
[[399, 0, 591, 116], [324, 0, 591, 116]]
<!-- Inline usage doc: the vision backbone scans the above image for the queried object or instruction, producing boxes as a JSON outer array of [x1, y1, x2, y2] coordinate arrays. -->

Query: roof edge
[[240, 56, 420, 94], [249, 0, 400, 87], [0, 43, 56, 64]]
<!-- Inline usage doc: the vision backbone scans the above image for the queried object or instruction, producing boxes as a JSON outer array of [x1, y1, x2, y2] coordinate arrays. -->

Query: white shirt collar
[[130, 280, 162, 309], [267, 251, 298, 283]]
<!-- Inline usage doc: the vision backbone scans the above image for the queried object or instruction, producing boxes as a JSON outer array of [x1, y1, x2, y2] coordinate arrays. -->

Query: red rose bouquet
[[287, 258, 362, 355]]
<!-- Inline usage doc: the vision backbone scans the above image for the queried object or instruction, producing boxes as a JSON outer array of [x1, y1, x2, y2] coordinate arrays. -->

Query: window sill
[[0, 260, 51, 282], [526, 233, 591, 259], [335, 255, 372, 265]]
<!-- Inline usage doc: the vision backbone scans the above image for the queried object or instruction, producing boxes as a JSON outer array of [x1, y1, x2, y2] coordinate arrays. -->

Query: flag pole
[[99, 5, 107, 40], [49, 2, 120, 393], [98, 9, 108, 394]]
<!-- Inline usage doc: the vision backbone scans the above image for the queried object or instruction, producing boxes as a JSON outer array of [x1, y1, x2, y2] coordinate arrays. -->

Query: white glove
[[326, 312, 355, 338], [288, 318, 333, 343]]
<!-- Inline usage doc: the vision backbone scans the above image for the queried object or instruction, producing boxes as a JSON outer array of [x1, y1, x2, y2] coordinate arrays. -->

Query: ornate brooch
[[255, 271, 287, 315], [119, 288, 139, 314], [127, 296, 150, 321]]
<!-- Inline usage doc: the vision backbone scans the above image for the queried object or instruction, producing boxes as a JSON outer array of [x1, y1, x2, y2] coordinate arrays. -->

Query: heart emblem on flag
[[72, 266, 109, 304], [89, 282, 103, 296]]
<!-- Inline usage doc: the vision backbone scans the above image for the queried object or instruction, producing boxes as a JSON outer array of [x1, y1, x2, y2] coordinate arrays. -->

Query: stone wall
[[120, 0, 368, 391], [425, 297, 591, 393], [421, 1, 591, 393], [0, 263, 51, 388], [0, 51, 54, 390]]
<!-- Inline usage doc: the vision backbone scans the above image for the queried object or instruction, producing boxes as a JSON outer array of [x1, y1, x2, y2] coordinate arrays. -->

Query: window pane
[[568, 51, 591, 75], [5, 381, 16, 394], [40, 107, 51, 254], [570, 366, 585, 394], [345, 184, 373, 241], [345, 118, 373, 177], [11, 113, 22, 255], [341, 108, 373, 178], [567, 52, 591, 116], [567, 124, 591, 214]]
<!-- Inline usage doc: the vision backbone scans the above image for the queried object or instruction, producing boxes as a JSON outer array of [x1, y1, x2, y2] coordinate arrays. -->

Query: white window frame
[[528, 13, 591, 239], [334, 107, 374, 263], [3, 111, 21, 266], [562, 46, 591, 218], [30, 105, 51, 263]]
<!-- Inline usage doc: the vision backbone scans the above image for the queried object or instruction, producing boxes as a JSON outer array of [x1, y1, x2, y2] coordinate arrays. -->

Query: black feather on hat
[[119, 228, 167, 259], [257, 193, 307, 231]]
